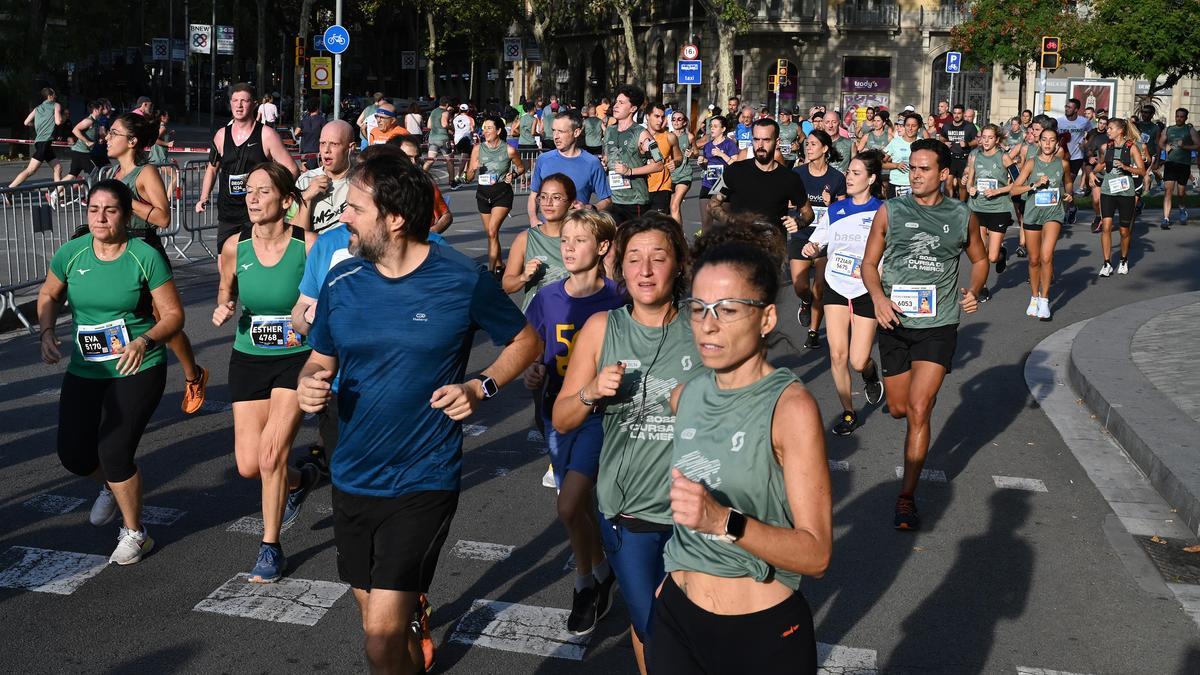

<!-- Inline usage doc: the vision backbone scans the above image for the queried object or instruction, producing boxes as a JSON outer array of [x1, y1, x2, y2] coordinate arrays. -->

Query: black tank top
[[214, 122, 269, 224]]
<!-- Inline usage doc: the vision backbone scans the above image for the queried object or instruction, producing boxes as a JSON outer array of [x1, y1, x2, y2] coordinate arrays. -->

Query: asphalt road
[[2, 169, 1200, 674]]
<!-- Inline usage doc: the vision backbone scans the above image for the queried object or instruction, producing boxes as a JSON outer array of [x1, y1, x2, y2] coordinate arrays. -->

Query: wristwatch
[[717, 508, 747, 544], [138, 334, 158, 351], [478, 375, 499, 400]]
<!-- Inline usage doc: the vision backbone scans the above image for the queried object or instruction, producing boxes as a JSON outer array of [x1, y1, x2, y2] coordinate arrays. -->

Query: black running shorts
[[1163, 161, 1191, 184], [333, 488, 458, 592], [228, 349, 309, 402], [476, 182, 514, 213], [822, 285, 875, 319], [974, 211, 1013, 233], [877, 323, 958, 376], [33, 141, 56, 163]]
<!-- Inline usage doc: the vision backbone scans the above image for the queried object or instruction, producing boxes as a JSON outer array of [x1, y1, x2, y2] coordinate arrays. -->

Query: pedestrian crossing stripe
[[894, 466, 948, 482], [0, 546, 107, 595], [451, 540, 515, 562], [993, 476, 1049, 492], [141, 505, 187, 525], [463, 424, 488, 437], [1016, 667, 1093, 675], [193, 573, 350, 626], [828, 460, 850, 472], [449, 599, 590, 660], [226, 516, 294, 536], [22, 494, 86, 514], [817, 642, 877, 674]]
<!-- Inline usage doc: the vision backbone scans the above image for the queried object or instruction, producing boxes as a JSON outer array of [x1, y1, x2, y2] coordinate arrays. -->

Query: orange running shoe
[[181, 366, 209, 414], [413, 593, 435, 672]]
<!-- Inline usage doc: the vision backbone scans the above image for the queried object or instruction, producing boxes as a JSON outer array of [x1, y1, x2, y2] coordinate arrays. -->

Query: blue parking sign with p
[[945, 51, 962, 73]]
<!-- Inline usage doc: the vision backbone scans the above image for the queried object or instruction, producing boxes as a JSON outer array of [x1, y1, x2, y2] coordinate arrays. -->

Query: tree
[[696, 0, 750, 104], [1073, 0, 1200, 103], [293, 0, 315, 123]]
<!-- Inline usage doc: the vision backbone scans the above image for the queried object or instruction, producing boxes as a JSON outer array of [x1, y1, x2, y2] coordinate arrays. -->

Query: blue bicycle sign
[[323, 25, 349, 54]]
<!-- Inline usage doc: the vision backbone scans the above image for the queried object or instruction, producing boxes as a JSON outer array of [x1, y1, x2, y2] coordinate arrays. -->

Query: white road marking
[[527, 430, 546, 444], [451, 540, 515, 562], [463, 424, 488, 437], [493, 467, 510, 477], [894, 466, 947, 482], [35, 387, 59, 398], [817, 642, 878, 674], [993, 476, 1049, 492], [449, 599, 590, 660], [226, 516, 294, 536], [193, 573, 350, 626], [563, 553, 576, 572], [141, 506, 186, 526], [0, 546, 108, 595], [1016, 667, 1093, 675], [22, 494, 86, 514], [828, 460, 850, 472]]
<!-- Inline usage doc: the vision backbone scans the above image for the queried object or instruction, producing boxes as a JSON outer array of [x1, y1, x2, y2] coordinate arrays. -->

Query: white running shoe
[[109, 527, 153, 565], [90, 485, 117, 526], [1098, 262, 1114, 277], [1118, 261, 1129, 275], [542, 465, 557, 489], [1037, 297, 1051, 320], [1026, 297, 1040, 317]]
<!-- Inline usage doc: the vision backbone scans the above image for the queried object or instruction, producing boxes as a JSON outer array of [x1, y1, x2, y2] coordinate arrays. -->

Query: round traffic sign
[[323, 25, 350, 54], [681, 44, 699, 60], [314, 65, 330, 82]]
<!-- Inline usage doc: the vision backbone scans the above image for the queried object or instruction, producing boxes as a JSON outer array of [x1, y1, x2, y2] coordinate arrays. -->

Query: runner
[[777, 108, 802, 168], [1134, 105, 1163, 197], [883, 113, 920, 199], [931, 100, 952, 134], [367, 101, 407, 146], [856, 110, 892, 154], [1157, 107, 1199, 229], [257, 94, 279, 126], [403, 102, 424, 137], [7, 87, 64, 189], [603, 85, 664, 225], [1083, 116, 1110, 232], [504, 173, 573, 307], [1057, 98, 1091, 224], [789, 129, 845, 348], [466, 114, 526, 273], [526, 109, 612, 227], [195, 83, 298, 269], [294, 120, 355, 233], [132, 96, 154, 117], [423, 97, 454, 179], [860, 138, 988, 530], [147, 110, 174, 167], [451, 103, 476, 186], [1011, 127, 1073, 321], [696, 116, 738, 234], [962, 123, 1017, 301], [212, 162, 321, 582], [648, 221, 831, 675], [37, 179, 184, 565], [668, 110, 695, 225], [523, 209, 623, 635], [939, 104, 979, 200], [583, 105, 606, 155], [513, 104, 540, 152], [733, 106, 755, 152], [294, 98, 327, 171], [802, 151, 885, 435], [645, 102, 682, 216], [297, 153, 539, 675], [105, 112, 209, 413], [553, 213, 702, 675], [64, 100, 104, 181], [1003, 116, 1026, 151], [355, 92, 385, 150], [823, 111, 854, 174], [539, 95, 560, 146], [1093, 118, 1146, 277]]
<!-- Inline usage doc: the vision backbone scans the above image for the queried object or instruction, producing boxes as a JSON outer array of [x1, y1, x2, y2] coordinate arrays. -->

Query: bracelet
[[578, 388, 599, 407]]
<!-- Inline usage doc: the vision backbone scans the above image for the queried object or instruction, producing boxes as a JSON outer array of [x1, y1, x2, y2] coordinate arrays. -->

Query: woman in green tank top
[[1012, 127, 1074, 320], [212, 162, 320, 583], [963, 124, 1018, 300], [649, 222, 830, 675], [108, 113, 210, 411], [856, 112, 893, 154], [1092, 118, 1146, 276], [669, 112, 694, 226], [147, 110, 173, 165], [501, 173, 573, 310], [553, 213, 702, 673], [466, 115, 527, 273]]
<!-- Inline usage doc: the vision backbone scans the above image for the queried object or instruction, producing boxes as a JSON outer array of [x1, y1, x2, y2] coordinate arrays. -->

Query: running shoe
[[413, 593, 436, 672], [181, 365, 209, 414], [1026, 297, 1039, 317], [282, 463, 320, 528], [1090, 216, 1102, 234], [90, 484, 117, 526], [1118, 260, 1129, 275], [1161, 218, 1172, 230], [248, 543, 286, 583], [1066, 205, 1077, 224], [978, 287, 991, 303], [542, 464, 556, 489], [995, 246, 1007, 274], [110, 527, 154, 565], [832, 411, 859, 436], [894, 494, 919, 531], [301, 444, 330, 477], [1015, 245, 1027, 258], [1135, 200, 1144, 215], [593, 569, 617, 622], [1037, 297, 1052, 321], [804, 330, 820, 350], [1180, 207, 1189, 224], [1099, 261, 1114, 277], [863, 371, 884, 405], [46, 189, 59, 210], [567, 585, 599, 635], [797, 300, 812, 328]]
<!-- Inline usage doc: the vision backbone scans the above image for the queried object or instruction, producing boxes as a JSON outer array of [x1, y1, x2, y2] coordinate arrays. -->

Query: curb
[[1067, 290, 1200, 537]]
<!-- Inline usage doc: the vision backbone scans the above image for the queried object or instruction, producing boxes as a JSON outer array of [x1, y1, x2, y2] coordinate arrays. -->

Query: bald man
[[293, 120, 355, 233]]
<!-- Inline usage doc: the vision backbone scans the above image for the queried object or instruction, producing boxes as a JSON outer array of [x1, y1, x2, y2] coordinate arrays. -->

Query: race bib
[[703, 165, 724, 184], [894, 185, 912, 196], [831, 252, 863, 279], [227, 173, 248, 196], [976, 178, 998, 193], [478, 172, 498, 186], [1140, 132, 1151, 144], [607, 171, 631, 190], [1034, 188, 1059, 207], [890, 284, 937, 318], [250, 315, 304, 350], [1107, 176, 1131, 193], [738, 139, 752, 150], [76, 319, 130, 362]]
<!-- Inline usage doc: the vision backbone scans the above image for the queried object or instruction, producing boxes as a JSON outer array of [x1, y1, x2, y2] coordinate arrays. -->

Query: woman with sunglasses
[[648, 219, 831, 675], [667, 112, 694, 226], [554, 212, 702, 675]]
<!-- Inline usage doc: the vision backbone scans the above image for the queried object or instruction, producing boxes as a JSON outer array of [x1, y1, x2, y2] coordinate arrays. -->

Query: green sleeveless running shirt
[[429, 108, 449, 143], [865, 129, 890, 151], [1100, 142, 1137, 197], [234, 226, 311, 356], [71, 116, 98, 154], [117, 164, 151, 232], [664, 368, 803, 590], [34, 100, 56, 142], [670, 131, 693, 184], [520, 226, 568, 310], [968, 149, 1014, 215], [518, 114, 537, 145], [882, 194, 970, 329], [477, 141, 512, 180], [1023, 154, 1066, 226], [1165, 124, 1194, 164], [604, 123, 659, 206], [583, 117, 604, 147], [832, 136, 854, 174]]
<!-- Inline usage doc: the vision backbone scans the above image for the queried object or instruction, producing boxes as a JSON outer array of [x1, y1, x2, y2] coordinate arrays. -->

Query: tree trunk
[[256, 0, 267, 95], [294, 0, 314, 121], [716, 24, 735, 104], [618, 6, 641, 84], [1017, 63, 1027, 115], [425, 12, 437, 99]]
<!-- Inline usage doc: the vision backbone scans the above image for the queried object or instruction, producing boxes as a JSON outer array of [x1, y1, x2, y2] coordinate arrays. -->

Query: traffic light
[[295, 36, 305, 67], [769, 74, 779, 89], [1041, 36, 1060, 70], [776, 58, 788, 75]]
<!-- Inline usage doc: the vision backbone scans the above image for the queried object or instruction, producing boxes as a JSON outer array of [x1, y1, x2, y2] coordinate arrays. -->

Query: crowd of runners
[[17, 77, 1200, 675]]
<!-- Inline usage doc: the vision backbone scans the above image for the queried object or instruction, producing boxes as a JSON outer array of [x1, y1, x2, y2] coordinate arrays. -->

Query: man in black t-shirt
[[710, 118, 814, 238], [938, 103, 977, 199]]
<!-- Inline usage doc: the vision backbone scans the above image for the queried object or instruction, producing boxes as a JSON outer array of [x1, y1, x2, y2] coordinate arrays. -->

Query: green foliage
[[950, 0, 1081, 78], [1072, 0, 1200, 96]]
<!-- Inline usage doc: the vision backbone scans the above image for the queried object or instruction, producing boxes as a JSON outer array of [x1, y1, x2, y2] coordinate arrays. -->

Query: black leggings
[[57, 364, 166, 483], [648, 574, 817, 675]]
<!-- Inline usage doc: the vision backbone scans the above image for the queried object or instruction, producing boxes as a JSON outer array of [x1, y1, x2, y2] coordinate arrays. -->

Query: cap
[[459, 104, 469, 111], [903, 105, 915, 112]]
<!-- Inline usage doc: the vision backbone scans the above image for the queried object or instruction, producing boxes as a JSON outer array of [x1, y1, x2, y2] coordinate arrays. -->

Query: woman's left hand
[[670, 467, 727, 536], [116, 336, 148, 376]]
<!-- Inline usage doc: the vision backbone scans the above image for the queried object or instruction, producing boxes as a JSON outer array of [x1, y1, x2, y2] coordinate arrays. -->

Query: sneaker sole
[[90, 509, 117, 527], [111, 538, 154, 565], [894, 523, 918, 531], [568, 622, 598, 637], [248, 571, 283, 583]]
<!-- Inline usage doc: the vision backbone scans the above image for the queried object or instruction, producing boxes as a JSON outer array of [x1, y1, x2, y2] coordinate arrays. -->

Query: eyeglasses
[[105, 130, 134, 139], [538, 194, 569, 203], [684, 297, 768, 323]]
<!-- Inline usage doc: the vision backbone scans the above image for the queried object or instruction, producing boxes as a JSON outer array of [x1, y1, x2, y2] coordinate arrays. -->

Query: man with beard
[[297, 153, 539, 675], [709, 118, 814, 244]]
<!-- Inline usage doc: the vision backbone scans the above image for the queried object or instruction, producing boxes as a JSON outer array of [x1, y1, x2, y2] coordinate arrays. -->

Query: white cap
[[459, 104, 469, 111], [903, 105, 915, 112]]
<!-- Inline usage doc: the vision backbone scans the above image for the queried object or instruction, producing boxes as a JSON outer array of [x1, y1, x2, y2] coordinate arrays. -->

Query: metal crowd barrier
[[0, 179, 91, 333]]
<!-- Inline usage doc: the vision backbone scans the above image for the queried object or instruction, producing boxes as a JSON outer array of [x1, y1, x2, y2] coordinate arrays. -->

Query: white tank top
[[453, 114, 472, 143]]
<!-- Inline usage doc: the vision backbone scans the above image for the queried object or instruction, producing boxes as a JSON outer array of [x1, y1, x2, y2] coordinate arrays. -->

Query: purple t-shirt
[[702, 138, 739, 189], [524, 277, 626, 407]]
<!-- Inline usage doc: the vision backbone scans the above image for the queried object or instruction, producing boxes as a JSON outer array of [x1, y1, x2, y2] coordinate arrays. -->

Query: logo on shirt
[[904, 221, 920, 229], [731, 431, 746, 453], [905, 231, 943, 257], [240, 262, 254, 271], [76, 268, 92, 276], [680, 427, 697, 440], [681, 355, 693, 371], [620, 359, 642, 370], [413, 312, 428, 322]]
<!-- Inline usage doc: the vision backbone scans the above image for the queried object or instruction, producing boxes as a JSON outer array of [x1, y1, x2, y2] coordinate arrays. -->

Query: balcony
[[747, 0, 827, 32], [920, 5, 970, 31], [836, 1, 900, 32]]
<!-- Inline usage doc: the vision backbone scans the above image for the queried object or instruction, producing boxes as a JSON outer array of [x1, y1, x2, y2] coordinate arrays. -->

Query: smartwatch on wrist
[[478, 375, 499, 400], [138, 334, 157, 351], [717, 508, 747, 544]]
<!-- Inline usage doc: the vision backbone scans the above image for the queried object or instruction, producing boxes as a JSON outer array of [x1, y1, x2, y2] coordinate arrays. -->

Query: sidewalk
[[1068, 291, 1200, 536]]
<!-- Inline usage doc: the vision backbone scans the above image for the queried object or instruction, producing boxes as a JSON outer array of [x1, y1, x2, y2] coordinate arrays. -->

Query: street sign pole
[[686, 0, 693, 130], [333, 0, 342, 120], [210, 0, 216, 132], [1036, 67, 1047, 116], [184, 0, 190, 116], [949, 72, 955, 107]]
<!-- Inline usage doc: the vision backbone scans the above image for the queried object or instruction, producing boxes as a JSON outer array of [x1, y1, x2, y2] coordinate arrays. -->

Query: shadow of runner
[[101, 640, 203, 674], [885, 490, 1033, 673]]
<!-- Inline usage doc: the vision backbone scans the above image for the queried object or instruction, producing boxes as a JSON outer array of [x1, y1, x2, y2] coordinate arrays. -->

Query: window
[[843, 56, 890, 79]]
